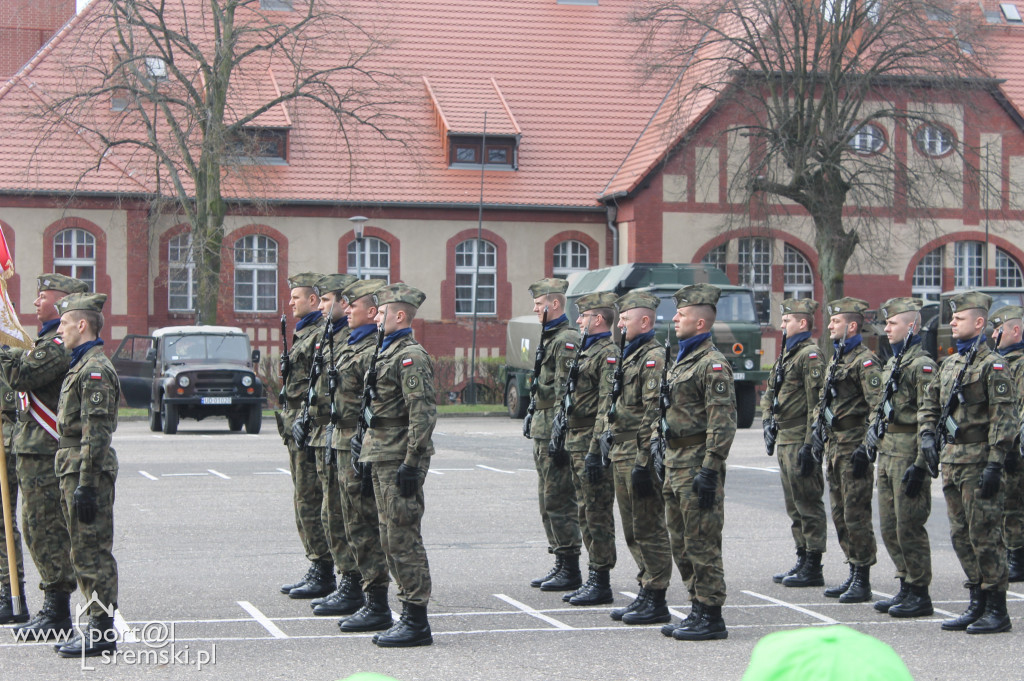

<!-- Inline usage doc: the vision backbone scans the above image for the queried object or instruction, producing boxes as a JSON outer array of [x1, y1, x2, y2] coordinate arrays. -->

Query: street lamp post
[[349, 215, 369, 280]]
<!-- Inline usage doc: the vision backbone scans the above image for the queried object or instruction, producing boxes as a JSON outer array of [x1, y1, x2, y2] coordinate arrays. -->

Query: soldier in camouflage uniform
[[524, 278, 582, 592], [53, 292, 119, 658], [761, 299, 827, 589], [0, 374, 27, 624], [990, 305, 1024, 582], [333, 278, 393, 634], [278, 273, 335, 599], [658, 284, 735, 641], [360, 283, 435, 647], [810, 297, 883, 603], [0, 274, 85, 640], [606, 290, 673, 625], [869, 298, 936, 618], [921, 291, 1016, 634]]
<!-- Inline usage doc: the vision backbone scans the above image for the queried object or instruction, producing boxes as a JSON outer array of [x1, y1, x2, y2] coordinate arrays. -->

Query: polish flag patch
[[565, 343, 576, 350], [863, 360, 874, 368], [606, 357, 617, 364], [712, 363, 723, 371], [923, 365, 934, 373], [402, 358, 414, 367], [808, 352, 818, 359], [52, 337, 63, 345], [89, 372, 102, 380], [994, 363, 1004, 371], [645, 360, 657, 368]]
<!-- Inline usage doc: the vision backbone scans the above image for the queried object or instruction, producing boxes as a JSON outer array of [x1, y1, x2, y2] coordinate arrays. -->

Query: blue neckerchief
[[624, 330, 656, 359], [890, 334, 921, 357], [544, 315, 568, 332], [39, 319, 59, 337], [999, 340, 1024, 356], [957, 334, 985, 355], [583, 331, 610, 351], [332, 316, 348, 336], [785, 331, 811, 352], [381, 327, 413, 352], [833, 333, 862, 354], [70, 338, 104, 368], [348, 323, 377, 345], [677, 332, 711, 362], [294, 310, 322, 332]]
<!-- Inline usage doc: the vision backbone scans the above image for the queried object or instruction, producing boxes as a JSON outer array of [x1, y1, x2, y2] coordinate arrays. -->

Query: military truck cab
[[934, 288, 1024, 358]]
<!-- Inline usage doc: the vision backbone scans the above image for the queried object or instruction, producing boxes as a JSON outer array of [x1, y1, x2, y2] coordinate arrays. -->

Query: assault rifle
[[350, 306, 388, 479], [277, 314, 289, 405], [522, 307, 549, 439], [549, 321, 591, 462], [598, 331, 628, 466], [810, 325, 850, 463], [864, 324, 915, 462], [324, 309, 340, 466], [651, 335, 672, 485], [292, 305, 333, 453], [763, 329, 788, 456]]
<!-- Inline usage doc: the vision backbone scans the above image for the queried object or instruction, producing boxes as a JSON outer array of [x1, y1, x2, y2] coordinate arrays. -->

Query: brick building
[[0, 0, 73, 82]]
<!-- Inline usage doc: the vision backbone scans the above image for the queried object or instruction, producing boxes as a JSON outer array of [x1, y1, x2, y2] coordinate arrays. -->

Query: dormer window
[[449, 135, 517, 169], [226, 128, 288, 164]]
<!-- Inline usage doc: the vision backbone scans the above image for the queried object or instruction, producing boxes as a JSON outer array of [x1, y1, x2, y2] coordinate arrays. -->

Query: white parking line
[[477, 465, 515, 474], [237, 601, 289, 639], [138, 471, 158, 481], [427, 470, 444, 475], [277, 467, 290, 474], [494, 594, 574, 630], [730, 465, 779, 473], [113, 609, 139, 643], [254, 471, 290, 475], [208, 469, 231, 479], [742, 590, 839, 624]]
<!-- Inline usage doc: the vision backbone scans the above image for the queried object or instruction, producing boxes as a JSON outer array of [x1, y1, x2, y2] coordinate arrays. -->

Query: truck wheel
[[228, 413, 244, 432], [148, 403, 162, 432], [506, 379, 528, 419], [245, 406, 262, 434], [162, 401, 179, 435], [736, 382, 755, 429]]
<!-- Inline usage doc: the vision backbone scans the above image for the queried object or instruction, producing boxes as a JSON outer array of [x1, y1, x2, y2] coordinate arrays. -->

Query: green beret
[[826, 297, 869, 316], [781, 298, 818, 316], [879, 297, 922, 320], [742, 625, 913, 681], [374, 282, 426, 309], [37, 273, 88, 294], [674, 283, 721, 309], [991, 305, 1024, 327], [575, 291, 618, 314], [342, 279, 386, 304], [615, 290, 660, 313], [528, 278, 568, 298], [57, 292, 107, 315], [287, 272, 323, 290], [313, 273, 357, 297], [948, 290, 993, 315]]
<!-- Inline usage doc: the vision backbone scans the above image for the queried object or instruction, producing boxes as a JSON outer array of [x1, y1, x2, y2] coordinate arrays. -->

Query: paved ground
[[1, 415, 1020, 679]]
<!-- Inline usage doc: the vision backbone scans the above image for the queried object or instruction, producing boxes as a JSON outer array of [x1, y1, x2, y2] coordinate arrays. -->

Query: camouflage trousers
[[825, 440, 876, 567], [611, 459, 672, 590], [662, 465, 726, 606], [777, 441, 827, 554], [0, 430, 24, 585], [58, 470, 117, 617], [877, 452, 932, 587], [532, 439, 581, 556], [943, 462, 1008, 591], [568, 442, 616, 571], [16, 454, 74, 593], [286, 438, 330, 562], [312, 447, 356, 575], [371, 460, 431, 606], [1001, 465, 1024, 550], [336, 447, 389, 591]]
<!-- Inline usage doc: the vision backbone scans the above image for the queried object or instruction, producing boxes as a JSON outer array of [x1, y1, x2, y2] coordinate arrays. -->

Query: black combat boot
[[782, 551, 824, 588], [57, 615, 117, 658], [673, 603, 728, 641], [281, 562, 318, 594], [312, 572, 364, 616], [0, 582, 29, 624], [966, 590, 1012, 634], [288, 559, 335, 599], [662, 600, 702, 637], [888, 584, 933, 618], [773, 548, 806, 584], [941, 584, 987, 631], [621, 588, 670, 625], [1008, 548, 1024, 582], [570, 569, 613, 606], [13, 591, 71, 641], [873, 578, 908, 613], [824, 564, 855, 598], [374, 602, 433, 648], [541, 554, 582, 591], [610, 587, 647, 621], [339, 586, 393, 633], [838, 565, 871, 603], [530, 556, 563, 588]]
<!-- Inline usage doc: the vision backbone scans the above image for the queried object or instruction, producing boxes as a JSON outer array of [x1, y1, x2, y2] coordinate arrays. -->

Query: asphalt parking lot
[[1, 415, 1019, 680]]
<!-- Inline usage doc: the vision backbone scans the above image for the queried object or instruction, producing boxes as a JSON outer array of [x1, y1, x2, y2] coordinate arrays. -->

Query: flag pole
[[0, 417, 22, 617]]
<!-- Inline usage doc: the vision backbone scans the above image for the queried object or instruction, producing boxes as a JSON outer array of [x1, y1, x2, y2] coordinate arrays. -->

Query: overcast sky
[[77, 0, 91, 12]]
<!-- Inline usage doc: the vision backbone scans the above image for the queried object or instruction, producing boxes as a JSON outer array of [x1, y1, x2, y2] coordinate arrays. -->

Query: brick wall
[[0, 0, 74, 80]]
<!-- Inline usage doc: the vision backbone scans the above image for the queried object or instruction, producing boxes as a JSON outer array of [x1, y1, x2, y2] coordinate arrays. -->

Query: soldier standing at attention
[[810, 298, 883, 603], [922, 292, 1016, 634], [278, 273, 335, 599], [360, 283, 435, 647], [869, 298, 935, 618], [524, 278, 582, 592], [607, 291, 672, 626], [761, 299, 827, 588], [0, 374, 26, 624], [990, 305, 1024, 582], [0, 274, 86, 640], [52, 292, 119, 658]]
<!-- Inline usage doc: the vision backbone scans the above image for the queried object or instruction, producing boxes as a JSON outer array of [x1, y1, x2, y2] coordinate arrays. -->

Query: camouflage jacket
[[662, 337, 736, 472], [0, 324, 71, 455], [530, 318, 579, 440], [55, 345, 119, 486], [998, 346, 1024, 422], [920, 342, 1017, 465], [0, 374, 15, 452], [281, 320, 322, 429], [309, 323, 350, 447], [812, 341, 884, 446], [609, 336, 662, 466], [362, 333, 436, 466], [330, 325, 379, 449], [565, 333, 616, 454], [876, 342, 935, 468], [759, 337, 824, 446]]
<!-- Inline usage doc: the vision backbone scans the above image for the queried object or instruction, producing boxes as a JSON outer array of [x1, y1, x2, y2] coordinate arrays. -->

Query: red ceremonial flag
[[0, 226, 32, 350]]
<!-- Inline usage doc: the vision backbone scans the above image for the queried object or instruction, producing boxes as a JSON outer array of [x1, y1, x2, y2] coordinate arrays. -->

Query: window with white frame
[[848, 123, 885, 155], [915, 124, 955, 157], [783, 245, 814, 299], [738, 237, 771, 323], [954, 241, 983, 289], [168, 233, 196, 311], [346, 237, 390, 282], [234, 234, 278, 312], [552, 240, 589, 277], [912, 247, 943, 302], [996, 248, 1024, 288], [701, 244, 727, 275], [53, 228, 95, 291], [454, 239, 496, 316]]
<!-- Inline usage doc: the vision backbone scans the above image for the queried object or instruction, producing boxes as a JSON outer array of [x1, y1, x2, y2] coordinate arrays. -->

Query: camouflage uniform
[[989, 305, 1024, 572], [0, 382, 24, 588]]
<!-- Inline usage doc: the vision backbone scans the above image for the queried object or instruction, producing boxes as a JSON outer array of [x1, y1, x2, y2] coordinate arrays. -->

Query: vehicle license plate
[[200, 397, 232, 405]]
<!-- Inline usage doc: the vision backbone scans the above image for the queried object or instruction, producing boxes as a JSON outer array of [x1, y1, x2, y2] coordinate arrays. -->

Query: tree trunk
[[811, 200, 858, 330]]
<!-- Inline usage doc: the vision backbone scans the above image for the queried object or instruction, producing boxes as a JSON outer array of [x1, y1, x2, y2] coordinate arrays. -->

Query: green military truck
[[503, 263, 768, 428]]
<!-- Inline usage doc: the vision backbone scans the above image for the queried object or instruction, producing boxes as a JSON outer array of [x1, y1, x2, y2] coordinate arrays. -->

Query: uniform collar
[[381, 327, 413, 352], [70, 338, 104, 368], [785, 331, 811, 352], [583, 331, 610, 350], [39, 318, 60, 337], [834, 334, 862, 354], [677, 332, 711, 361], [544, 314, 568, 332], [957, 334, 985, 355], [295, 310, 322, 332], [890, 334, 920, 357], [331, 316, 348, 336], [348, 323, 377, 345], [624, 330, 656, 359]]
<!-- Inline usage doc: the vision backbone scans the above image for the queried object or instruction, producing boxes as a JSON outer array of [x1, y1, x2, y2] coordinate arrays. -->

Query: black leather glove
[[350, 435, 363, 476], [798, 443, 816, 478], [291, 415, 308, 448], [631, 464, 655, 499], [360, 463, 374, 497], [864, 418, 882, 452], [980, 461, 1003, 499], [585, 452, 604, 484], [73, 485, 98, 525], [599, 430, 613, 466], [763, 418, 778, 456], [920, 430, 939, 478], [851, 445, 870, 479], [397, 463, 420, 498], [810, 425, 826, 463], [651, 438, 666, 484], [901, 464, 926, 498], [522, 413, 533, 439], [692, 467, 718, 510]]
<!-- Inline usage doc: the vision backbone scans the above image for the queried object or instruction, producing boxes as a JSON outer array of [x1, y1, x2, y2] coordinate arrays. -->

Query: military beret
[[879, 297, 922, 320], [313, 273, 357, 297], [342, 278, 386, 304], [948, 291, 992, 314], [37, 273, 88, 294], [575, 291, 618, 314], [674, 283, 721, 309], [615, 290, 660, 313], [528, 278, 568, 298], [826, 297, 869, 316], [991, 305, 1024, 327], [781, 298, 818, 316], [287, 272, 323, 290], [58, 292, 107, 315], [374, 282, 426, 309]]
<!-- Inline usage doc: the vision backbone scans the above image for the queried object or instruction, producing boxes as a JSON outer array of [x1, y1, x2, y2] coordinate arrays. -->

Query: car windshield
[[655, 291, 758, 324], [164, 335, 249, 362]]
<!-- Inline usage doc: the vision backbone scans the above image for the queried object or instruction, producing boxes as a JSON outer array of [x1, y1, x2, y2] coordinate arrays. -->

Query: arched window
[[234, 234, 278, 312], [53, 228, 95, 291], [701, 243, 727, 274], [912, 247, 943, 302], [954, 241, 983, 289], [346, 237, 390, 281], [996, 248, 1024, 288], [454, 239, 496, 315], [783, 245, 813, 299], [738, 237, 771, 323], [168, 233, 196, 311], [552, 240, 589, 277]]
